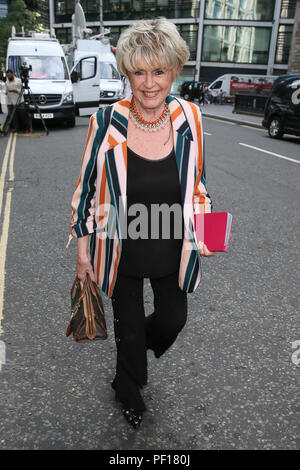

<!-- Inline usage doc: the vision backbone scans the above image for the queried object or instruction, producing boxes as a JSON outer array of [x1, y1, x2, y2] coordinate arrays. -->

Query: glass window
[[211, 80, 223, 89], [55, 0, 75, 21], [0, 0, 8, 19], [100, 62, 121, 79], [202, 25, 271, 64], [280, 0, 297, 18], [55, 1, 200, 21], [102, 0, 200, 21], [272, 79, 297, 103], [8, 55, 69, 80], [275, 25, 293, 64], [81, 57, 96, 80], [205, 0, 275, 21], [55, 27, 72, 44], [178, 24, 198, 61]]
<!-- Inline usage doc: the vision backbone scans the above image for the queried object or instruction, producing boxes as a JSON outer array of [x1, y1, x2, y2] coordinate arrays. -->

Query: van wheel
[[268, 117, 283, 139]]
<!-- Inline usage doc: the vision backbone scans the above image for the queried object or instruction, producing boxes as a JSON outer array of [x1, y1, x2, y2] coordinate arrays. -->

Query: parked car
[[262, 74, 300, 139], [180, 80, 206, 101]]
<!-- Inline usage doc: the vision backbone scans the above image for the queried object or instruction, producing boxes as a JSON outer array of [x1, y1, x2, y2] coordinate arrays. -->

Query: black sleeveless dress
[[117, 146, 184, 278]]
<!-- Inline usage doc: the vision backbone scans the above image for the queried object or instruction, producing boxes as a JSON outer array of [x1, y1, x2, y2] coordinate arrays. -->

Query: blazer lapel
[[104, 94, 197, 245], [167, 96, 198, 245], [104, 98, 131, 241]]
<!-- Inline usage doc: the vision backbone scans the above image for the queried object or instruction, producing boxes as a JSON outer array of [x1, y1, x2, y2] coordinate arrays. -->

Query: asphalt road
[[0, 114, 299, 450]]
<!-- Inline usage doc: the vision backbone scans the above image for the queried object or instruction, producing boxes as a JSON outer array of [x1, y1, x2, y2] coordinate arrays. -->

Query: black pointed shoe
[[122, 408, 143, 429]]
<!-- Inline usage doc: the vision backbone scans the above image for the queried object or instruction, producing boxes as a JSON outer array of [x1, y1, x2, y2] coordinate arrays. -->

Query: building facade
[[0, 1, 50, 26], [288, 0, 300, 73], [0, 0, 8, 18], [26, 0, 50, 27], [50, 0, 298, 88]]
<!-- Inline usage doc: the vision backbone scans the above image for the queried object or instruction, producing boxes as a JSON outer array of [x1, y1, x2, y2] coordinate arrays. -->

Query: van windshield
[[100, 62, 120, 80], [8, 56, 69, 80]]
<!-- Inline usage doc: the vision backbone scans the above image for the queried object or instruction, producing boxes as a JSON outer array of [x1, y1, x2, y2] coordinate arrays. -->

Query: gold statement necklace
[[129, 96, 170, 132]]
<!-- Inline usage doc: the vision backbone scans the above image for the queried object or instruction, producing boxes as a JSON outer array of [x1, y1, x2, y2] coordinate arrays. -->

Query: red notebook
[[194, 212, 233, 252]]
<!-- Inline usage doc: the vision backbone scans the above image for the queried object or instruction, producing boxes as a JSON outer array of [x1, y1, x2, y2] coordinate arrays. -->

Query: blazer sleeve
[[66, 112, 99, 247], [193, 104, 213, 214]]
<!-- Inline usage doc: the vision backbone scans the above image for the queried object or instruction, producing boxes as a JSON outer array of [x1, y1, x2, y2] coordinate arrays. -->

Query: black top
[[118, 146, 184, 278]]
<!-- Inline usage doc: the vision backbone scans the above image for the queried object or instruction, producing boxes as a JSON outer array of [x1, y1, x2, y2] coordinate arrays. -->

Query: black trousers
[[111, 270, 188, 412]]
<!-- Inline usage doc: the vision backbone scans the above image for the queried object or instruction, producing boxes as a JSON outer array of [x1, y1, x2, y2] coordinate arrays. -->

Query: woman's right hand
[[76, 235, 96, 284], [76, 256, 96, 284]]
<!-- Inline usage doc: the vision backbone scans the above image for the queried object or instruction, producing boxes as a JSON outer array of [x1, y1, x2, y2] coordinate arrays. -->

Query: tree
[[0, 0, 46, 70]]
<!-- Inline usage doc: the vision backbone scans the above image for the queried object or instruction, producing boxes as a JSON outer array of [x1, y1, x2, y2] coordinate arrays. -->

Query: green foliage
[[0, 0, 46, 70]]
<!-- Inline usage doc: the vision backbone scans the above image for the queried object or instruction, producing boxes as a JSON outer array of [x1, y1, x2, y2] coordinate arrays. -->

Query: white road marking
[[240, 125, 265, 131], [204, 132, 212, 135], [203, 116, 236, 125], [239, 142, 300, 164]]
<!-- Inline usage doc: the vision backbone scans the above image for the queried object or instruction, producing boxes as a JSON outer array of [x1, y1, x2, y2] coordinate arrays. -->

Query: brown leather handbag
[[66, 273, 107, 342]]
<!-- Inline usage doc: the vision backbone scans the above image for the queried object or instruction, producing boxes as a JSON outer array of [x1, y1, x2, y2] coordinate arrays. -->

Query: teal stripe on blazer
[[68, 94, 213, 297]]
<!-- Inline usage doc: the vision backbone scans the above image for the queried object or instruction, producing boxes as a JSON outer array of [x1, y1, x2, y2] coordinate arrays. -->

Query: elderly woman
[[68, 18, 215, 429]]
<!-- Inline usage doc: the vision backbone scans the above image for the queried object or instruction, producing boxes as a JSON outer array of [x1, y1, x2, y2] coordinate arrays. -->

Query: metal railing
[[233, 93, 269, 116]]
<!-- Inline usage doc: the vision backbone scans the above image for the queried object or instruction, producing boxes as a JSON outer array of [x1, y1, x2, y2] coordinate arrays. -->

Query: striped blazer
[[67, 94, 213, 298]]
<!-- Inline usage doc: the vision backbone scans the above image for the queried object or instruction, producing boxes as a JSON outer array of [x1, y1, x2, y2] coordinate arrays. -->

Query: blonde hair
[[116, 18, 190, 79]]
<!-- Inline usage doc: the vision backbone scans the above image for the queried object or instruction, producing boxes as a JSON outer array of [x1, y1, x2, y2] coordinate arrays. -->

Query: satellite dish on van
[[75, 1, 86, 30]]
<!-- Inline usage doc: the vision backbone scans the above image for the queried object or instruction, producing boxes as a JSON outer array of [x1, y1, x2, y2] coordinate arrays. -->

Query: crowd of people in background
[[186, 81, 210, 106]]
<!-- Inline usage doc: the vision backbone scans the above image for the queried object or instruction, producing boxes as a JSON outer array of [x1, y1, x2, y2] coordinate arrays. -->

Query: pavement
[[172, 95, 264, 129], [199, 103, 263, 129]]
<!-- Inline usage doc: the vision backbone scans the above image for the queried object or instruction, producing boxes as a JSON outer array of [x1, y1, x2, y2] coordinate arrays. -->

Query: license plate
[[34, 113, 54, 119]]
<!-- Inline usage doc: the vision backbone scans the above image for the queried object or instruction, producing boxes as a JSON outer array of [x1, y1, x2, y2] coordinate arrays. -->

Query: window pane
[[100, 62, 121, 79], [202, 25, 271, 64], [275, 25, 293, 64], [55, 27, 72, 44], [56, 1, 201, 21], [179, 24, 198, 61], [81, 57, 96, 80], [9, 55, 69, 80], [103, 0, 200, 21], [205, 0, 275, 21], [280, 0, 296, 18]]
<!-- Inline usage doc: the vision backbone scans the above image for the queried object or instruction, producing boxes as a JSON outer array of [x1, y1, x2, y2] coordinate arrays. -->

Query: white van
[[68, 39, 123, 115], [6, 31, 76, 127], [208, 74, 276, 101]]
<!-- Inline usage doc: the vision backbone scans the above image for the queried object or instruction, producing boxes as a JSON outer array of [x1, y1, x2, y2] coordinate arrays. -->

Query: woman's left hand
[[197, 240, 216, 257]]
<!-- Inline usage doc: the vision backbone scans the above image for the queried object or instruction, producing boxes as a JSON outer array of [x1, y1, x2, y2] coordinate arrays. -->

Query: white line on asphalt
[[203, 116, 236, 125], [239, 143, 300, 164], [240, 125, 265, 131], [204, 132, 212, 135]]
